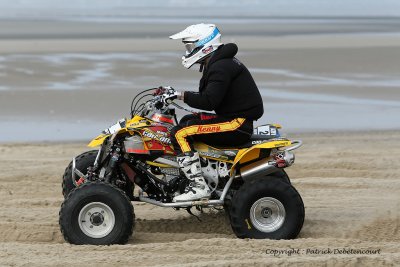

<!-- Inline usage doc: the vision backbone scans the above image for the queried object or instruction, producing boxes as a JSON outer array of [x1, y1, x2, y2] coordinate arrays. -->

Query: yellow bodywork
[[88, 133, 113, 147], [145, 161, 172, 168], [194, 139, 291, 168], [195, 138, 291, 175], [193, 143, 235, 163], [88, 116, 292, 175], [88, 116, 149, 147], [230, 139, 291, 175]]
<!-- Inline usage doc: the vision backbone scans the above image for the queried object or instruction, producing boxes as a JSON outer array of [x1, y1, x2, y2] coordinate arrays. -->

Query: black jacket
[[184, 43, 264, 120]]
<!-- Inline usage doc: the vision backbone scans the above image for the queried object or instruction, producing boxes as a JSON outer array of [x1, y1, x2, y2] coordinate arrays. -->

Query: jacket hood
[[208, 43, 238, 65]]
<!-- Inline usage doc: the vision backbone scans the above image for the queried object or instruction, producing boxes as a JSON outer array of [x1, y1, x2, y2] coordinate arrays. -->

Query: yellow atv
[[59, 87, 304, 245]]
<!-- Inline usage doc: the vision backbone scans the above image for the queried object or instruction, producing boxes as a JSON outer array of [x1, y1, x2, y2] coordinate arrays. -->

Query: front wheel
[[59, 181, 134, 245], [229, 177, 304, 239], [62, 150, 98, 198]]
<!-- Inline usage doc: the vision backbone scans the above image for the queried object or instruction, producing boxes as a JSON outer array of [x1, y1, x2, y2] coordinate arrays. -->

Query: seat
[[235, 134, 278, 148], [210, 134, 279, 149], [251, 134, 278, 141]]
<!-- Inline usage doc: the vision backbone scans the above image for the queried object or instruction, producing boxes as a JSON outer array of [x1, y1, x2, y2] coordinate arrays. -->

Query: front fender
[[87, 116, 148, 147], [88, 134, 111, 147], [87, 128, 130, 147]]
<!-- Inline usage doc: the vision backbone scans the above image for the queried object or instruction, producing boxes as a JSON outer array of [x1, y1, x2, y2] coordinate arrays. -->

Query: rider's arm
[[183, 62, 232, 111]]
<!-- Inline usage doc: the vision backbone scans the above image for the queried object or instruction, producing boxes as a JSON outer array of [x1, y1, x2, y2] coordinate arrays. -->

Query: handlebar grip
[[153, 88, 163, 96]]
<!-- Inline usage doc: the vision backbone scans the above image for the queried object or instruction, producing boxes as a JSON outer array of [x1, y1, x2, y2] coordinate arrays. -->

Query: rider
[[167, 23, 264, 202]]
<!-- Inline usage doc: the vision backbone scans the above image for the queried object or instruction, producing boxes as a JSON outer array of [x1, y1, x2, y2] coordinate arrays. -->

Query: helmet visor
[[184, 42, 197, 55]]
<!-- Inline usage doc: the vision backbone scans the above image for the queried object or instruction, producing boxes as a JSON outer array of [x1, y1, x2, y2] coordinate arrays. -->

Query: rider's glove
[[162, 90, 182, 104], [154, 86, 167, 96], [154, 86, 177, 95]]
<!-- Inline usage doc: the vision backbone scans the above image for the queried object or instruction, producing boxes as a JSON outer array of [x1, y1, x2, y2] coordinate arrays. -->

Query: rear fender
[[230, 139, 292, 175]]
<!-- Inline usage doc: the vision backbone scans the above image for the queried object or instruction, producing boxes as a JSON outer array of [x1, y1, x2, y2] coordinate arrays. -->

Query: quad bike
[[59, 87, 304, 245]]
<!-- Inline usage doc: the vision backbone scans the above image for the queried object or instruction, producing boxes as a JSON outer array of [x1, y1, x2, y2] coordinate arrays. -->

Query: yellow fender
[[230, 139, 292, 175], [88, 133, 110, 147], [88, 116, 149, 147]]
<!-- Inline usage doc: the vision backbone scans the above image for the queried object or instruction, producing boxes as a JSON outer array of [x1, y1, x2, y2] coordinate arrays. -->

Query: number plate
[[102, 118, 126, 135], [254, 125, 277, 136]]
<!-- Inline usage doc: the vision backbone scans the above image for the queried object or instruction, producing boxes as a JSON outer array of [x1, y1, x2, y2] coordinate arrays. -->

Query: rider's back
[[184, 43, 264, 120]]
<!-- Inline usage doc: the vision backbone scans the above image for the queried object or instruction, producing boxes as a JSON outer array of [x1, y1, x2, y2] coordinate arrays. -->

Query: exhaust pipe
[[240, 159, 278, 179], [240, 150, 295, 180]]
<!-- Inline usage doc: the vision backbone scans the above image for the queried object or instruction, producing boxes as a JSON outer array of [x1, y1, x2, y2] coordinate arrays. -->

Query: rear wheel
[[229, 177, 304, 239], [243, 169, 291, 185], [59, 181, 134, 245], [62, 150, 98, 198], [271, 169, 291, 184]]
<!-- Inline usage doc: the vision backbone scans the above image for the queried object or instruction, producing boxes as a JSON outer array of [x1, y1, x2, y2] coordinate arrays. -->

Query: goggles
[[182, 41, 204, 59], [184, 41, 197, 55]]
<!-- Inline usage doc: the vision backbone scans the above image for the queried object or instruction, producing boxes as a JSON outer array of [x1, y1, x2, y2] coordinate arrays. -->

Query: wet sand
[[1, 37, 400, 140], [1, 17, 400, 139], [0, 131, 399, 266]]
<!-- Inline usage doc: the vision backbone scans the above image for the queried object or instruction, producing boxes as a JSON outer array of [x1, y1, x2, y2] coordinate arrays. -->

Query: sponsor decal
[[142, 130, 171, 144], [197, 125, 221, 133], [200, 113, 217, 120], [142, 131, 155, 139], [96, 134, 106, 139], [127, 119, 151, 129], [199, 148, 229, 160], [156, 130, 168, 136], [199, 151, 222, 159], [195, 27, 219, 46], [202, 46, 213, 54], [151, 114, 173, 124]]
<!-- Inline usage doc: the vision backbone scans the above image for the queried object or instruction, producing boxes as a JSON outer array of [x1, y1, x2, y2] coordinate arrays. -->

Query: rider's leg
[[173, 151, 211, 202], [171, 116, 210, 202], [170, 116, 250, 202]]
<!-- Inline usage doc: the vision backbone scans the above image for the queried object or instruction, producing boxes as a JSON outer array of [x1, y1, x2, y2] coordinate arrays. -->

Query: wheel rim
[[250, 197, 286, 233], [78, 202, 115, 238]]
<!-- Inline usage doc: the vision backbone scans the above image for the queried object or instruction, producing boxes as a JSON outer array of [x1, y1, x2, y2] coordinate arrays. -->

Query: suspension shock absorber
[[105, 147, 121, 183]]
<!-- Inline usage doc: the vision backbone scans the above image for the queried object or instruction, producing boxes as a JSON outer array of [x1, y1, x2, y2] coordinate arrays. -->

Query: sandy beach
[[0, 130, 399, 266]]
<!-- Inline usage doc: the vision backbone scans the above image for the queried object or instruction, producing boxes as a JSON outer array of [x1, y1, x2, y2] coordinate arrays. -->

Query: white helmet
[[170, 23, 222, 69]]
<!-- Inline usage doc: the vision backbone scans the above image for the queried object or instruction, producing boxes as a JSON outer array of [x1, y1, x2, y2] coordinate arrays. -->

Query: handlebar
[[130, 86, 196, 118]]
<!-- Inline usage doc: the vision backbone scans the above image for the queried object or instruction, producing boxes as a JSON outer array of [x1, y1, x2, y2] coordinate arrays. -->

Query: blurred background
[[0, 0, 400, 141]]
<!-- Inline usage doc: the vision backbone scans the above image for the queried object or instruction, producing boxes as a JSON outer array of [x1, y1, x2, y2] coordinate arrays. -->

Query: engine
[[201, 158, 231, 192]]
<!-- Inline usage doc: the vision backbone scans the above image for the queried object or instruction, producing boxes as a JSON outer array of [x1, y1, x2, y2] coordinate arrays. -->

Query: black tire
[[59, 181, 134, 245], [62, 150, 98, 198], [229, 177, 304, 239], [271, 169, 291, 184], [242, 169, 291, 185]]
